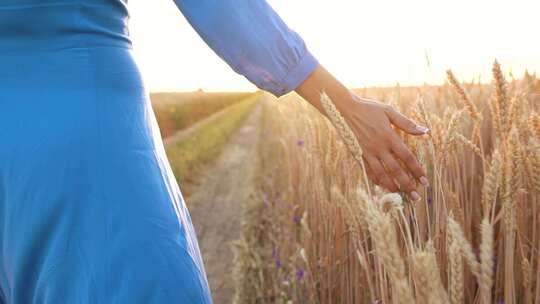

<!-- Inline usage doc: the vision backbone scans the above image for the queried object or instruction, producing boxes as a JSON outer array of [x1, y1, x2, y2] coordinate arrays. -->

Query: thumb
[[386, 106, 429, 135]]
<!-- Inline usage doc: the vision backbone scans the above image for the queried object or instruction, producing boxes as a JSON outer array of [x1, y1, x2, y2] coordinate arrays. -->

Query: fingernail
[[416, 125, 430, 134], [410, 191, 421, 202], [420, 176, 429, 186]]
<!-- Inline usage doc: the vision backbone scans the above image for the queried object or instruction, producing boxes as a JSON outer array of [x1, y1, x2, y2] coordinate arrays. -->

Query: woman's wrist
[[295, 63, 355, 118]]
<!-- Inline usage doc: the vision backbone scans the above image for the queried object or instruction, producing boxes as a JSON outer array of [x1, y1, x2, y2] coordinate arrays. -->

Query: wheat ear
[[448, 239, 464, 304], [412, 243, 450, 304], [446, 217, 481, 278], [446, 69, 480, 121], [356, 188, 415, 304], [492, 60, 509, 133], [320, 91, 372, 196]]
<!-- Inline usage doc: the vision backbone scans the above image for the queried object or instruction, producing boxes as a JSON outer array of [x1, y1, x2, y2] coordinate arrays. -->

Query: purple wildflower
[[295, 268, 305, 281], [272, 246, 282, 268], [297, 139, 305, 147], [426, 186, 433, 206], [293, 215, 302, 224]]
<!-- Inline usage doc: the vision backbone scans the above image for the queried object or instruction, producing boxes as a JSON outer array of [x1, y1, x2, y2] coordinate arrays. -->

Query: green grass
[[152, 91, 254, 138], [164, 93, 260, 196]]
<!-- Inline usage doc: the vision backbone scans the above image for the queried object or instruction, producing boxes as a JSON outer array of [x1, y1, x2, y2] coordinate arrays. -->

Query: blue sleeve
[[171, 0, 319, 97]]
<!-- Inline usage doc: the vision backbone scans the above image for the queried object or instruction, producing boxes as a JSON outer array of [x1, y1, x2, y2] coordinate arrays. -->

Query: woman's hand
[[295, 64, 429, 201], [339, 94, 429, 200]]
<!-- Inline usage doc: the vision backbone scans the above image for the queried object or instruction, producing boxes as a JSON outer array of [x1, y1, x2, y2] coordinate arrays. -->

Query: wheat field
[[232, 62, 540, 304]]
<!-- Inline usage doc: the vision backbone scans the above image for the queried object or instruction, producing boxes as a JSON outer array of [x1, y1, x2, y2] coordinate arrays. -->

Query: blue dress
[[0, 0, 317, 303]]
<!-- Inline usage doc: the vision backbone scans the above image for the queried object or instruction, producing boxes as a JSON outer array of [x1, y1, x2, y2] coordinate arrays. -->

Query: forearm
[[295, 64, 354, 117]]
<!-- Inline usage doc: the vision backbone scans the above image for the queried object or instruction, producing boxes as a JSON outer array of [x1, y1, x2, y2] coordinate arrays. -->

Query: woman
[[0, 0, 428, 303]]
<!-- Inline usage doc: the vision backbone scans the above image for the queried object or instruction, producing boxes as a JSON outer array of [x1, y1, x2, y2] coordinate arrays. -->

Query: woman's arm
[[172, 0, 429, 200], [296, 64, 429, 201]]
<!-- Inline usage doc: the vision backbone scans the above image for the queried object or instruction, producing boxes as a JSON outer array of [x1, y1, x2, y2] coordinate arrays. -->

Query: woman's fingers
[[390, 136, 429, 186], [380, 152, 421, 201], [365, 155, 399, 192], [385, 105, 429, 136]]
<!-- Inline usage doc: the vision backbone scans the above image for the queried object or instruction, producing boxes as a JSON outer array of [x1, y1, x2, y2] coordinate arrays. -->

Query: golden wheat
[[233, 63, 540, 303]]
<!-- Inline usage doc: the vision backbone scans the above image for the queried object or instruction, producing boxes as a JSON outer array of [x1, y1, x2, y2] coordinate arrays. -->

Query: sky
[[128, 0, 539, 93]]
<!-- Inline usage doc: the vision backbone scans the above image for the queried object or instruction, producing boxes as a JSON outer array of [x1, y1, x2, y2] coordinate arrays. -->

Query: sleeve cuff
[[271, 49, 319, 98]]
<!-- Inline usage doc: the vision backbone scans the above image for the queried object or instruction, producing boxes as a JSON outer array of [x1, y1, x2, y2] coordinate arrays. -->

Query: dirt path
[[185, 98, 263, 304]]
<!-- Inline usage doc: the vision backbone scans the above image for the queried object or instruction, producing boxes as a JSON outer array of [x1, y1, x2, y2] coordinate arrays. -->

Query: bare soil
[[184, 100, 263, 304]]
